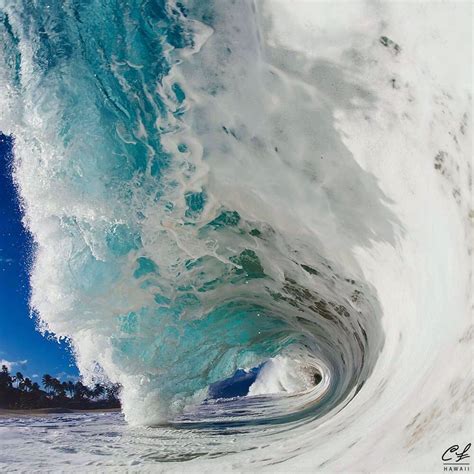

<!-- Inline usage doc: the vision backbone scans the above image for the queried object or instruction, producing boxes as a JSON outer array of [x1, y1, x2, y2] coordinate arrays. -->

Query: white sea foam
[[247, 355, 326, 396], [0, 0, 471, 471], [245, 1, 472, 471]]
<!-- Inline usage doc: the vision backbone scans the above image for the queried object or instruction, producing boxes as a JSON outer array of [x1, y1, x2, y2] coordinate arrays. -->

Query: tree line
[[0, 365, 120, 410]]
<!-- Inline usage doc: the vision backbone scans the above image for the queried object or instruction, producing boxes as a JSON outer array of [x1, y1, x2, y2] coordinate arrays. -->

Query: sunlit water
[[1, 410, 289, 469], [0, 0, 471, 471]]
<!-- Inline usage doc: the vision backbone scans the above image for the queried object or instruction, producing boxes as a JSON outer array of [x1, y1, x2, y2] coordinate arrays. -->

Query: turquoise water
[[1, 0, 387, 426], [0, 1, 471, 471]]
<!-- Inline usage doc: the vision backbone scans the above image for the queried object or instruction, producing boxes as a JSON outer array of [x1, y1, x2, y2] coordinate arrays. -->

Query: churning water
[[0, 0, 471, 471]]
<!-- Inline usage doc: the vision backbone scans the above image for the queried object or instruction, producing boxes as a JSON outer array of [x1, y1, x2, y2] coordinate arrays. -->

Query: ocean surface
[[0, 0, 471, 471]]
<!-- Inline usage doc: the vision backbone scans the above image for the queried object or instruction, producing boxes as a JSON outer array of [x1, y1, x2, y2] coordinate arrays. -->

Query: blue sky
[[0, 134, 78, 381]]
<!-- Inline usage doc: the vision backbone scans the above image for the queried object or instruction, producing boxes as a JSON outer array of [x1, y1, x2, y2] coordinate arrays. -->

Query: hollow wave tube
[[0, 1, 471, 471]]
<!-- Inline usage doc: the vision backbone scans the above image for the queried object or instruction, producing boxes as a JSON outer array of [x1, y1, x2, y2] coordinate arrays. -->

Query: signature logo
[[443, 444, 471, 471]]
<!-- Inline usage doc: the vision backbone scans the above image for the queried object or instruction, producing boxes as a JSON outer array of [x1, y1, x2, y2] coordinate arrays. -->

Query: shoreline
[[0, 407, 122, 417]]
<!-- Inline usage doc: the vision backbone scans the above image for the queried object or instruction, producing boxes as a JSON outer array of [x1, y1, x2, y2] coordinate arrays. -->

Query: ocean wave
[[0, 0, 471, 470]]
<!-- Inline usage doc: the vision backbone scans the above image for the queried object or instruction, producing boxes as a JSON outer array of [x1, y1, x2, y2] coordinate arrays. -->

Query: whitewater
[[0, 0, 471, 471]]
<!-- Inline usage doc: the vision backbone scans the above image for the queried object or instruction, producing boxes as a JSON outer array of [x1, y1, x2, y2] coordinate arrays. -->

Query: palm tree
[[42, 374, 54, 395], [23, 378, 32, 392], [0, 365, 12, 389], [73, 381, 88, 400], [51, 378, 64, 398], [66, 380, 75, 398], [92, 383, 105, 399], [14, 372, 24, 389]]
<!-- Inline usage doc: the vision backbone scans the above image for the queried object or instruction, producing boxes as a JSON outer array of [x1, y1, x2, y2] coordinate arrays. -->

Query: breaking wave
[[0, 0, 471, 470]]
